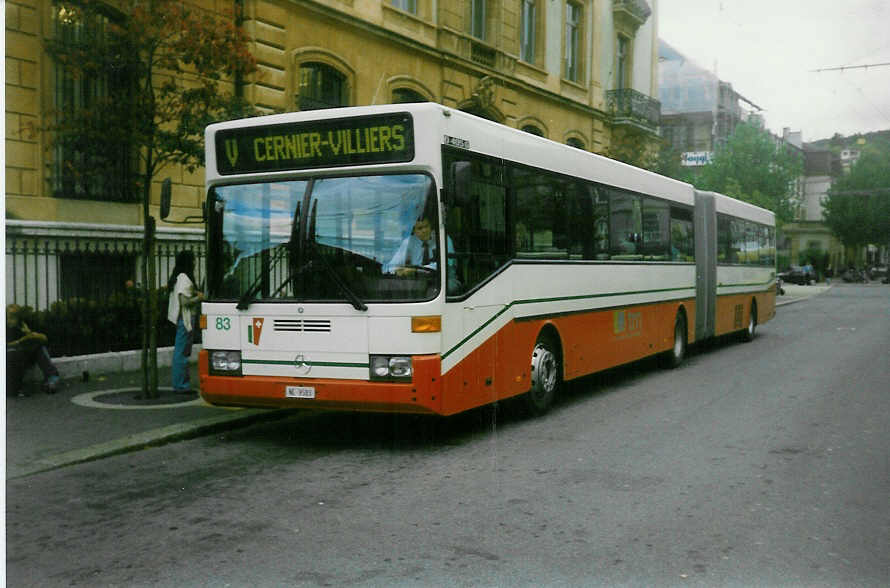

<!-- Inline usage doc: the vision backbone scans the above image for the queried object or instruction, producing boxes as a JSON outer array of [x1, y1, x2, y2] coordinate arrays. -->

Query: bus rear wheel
[[741, 300, 757, 342], [524, 336, 561, 416], [662, 311, 687, 369]]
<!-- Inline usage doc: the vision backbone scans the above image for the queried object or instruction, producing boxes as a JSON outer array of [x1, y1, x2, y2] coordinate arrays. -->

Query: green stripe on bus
[[242, 359, 368, 368], [442, 285, 695, 361]]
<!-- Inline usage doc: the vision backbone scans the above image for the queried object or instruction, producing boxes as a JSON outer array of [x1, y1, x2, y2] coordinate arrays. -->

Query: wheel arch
[[536, 322, 563, 360]]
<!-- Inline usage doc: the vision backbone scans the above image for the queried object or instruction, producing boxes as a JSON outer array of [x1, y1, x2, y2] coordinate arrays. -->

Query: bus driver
[[385, 217, 461, 294], [384, 217, 437, 276]]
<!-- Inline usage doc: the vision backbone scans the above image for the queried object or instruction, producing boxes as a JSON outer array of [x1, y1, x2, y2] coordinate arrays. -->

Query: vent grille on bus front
[[273, 319, 332, 333]]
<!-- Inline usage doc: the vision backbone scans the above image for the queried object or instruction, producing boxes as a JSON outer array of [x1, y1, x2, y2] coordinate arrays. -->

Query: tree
[[693, 122, 803, 225], [605, 131, 663, 172], [822, 148, 890, 255], [44, 0, 257, 396]]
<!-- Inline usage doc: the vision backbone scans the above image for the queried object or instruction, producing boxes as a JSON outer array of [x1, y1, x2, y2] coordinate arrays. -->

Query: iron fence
[[6, 221, 205, 356]]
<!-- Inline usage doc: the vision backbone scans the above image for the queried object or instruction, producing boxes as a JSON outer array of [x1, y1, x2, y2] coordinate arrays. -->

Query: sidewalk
[[5, 362, 294, 480], [776, 281, 833, 306]]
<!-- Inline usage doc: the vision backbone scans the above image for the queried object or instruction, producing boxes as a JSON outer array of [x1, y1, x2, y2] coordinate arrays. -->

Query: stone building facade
[[6, 0, 661, 307]]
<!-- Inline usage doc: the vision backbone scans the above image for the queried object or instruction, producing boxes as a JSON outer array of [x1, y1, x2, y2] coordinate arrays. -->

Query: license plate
[[285, 386, 315, 399]]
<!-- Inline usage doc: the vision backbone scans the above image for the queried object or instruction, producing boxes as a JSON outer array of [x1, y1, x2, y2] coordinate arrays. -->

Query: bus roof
[[205, 103, 774, 223], [698, 190, 776, 225]]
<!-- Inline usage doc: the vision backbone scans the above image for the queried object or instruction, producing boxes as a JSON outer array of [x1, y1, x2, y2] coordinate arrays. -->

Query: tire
[[662, 311, 687, 369], [523, 335, 561, 416], [741, 300, 757, 342]]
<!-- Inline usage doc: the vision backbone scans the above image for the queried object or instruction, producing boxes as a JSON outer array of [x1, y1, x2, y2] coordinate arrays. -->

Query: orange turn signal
[[411, 315, 441, 333], [199, 314, 207, 330]]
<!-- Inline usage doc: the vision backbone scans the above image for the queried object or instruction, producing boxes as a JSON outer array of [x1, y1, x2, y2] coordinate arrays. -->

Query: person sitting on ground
[[6, 304, 61, 396]]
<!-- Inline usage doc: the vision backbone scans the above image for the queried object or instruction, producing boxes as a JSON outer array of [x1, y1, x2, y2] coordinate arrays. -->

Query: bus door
[[694, 191, 717, 341], [444, 150, 510, 405]]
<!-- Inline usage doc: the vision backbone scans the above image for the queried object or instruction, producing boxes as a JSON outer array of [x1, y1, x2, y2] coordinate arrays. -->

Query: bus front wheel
[[524, 336, 561, 416]]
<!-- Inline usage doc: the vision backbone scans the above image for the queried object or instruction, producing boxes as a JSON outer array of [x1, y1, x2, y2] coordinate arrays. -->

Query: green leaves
[[694, 122, 803, 225], [822, 149, 890, 248], [45, 0, 258, 186]]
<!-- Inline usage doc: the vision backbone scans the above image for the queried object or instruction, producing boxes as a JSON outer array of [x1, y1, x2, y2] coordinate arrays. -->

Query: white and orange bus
[[198, 103, 776, 416]]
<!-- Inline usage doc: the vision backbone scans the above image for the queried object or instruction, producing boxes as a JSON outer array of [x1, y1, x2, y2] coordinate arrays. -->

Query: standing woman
[[167, 250, 204, 393]]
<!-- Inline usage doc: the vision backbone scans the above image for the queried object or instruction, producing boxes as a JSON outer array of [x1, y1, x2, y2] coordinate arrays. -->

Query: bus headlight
[[210, 350, 242, 376], [369, 355, 413, 380]]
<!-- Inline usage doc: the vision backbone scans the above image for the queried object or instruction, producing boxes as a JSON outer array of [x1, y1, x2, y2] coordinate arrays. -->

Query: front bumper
[[198, 349, 444, 415]]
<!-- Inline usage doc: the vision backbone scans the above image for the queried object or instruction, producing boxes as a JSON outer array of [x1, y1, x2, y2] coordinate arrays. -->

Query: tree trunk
[[141, 150, 159, 398]]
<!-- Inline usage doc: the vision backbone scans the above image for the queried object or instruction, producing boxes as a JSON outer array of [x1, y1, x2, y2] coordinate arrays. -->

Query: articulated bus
[[199, 103, 776, 416]]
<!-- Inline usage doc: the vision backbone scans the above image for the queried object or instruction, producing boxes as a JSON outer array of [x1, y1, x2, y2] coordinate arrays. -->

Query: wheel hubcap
[[531, 344, 557, 397]]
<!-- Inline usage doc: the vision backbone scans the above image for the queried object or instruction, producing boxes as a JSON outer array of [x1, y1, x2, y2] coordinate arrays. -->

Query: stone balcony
[[606, 88, 660, 134], [612, 0, 652, 29]]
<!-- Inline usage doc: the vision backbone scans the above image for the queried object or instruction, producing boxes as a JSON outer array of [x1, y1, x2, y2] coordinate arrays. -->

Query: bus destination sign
[[215, 113, 414, 175]]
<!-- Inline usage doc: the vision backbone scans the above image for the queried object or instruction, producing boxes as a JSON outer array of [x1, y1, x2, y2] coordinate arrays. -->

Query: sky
[[658, 0, 890, 142]]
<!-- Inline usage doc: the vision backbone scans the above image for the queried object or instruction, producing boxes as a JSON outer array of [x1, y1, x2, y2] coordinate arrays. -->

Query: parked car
[[779, 265, 814, 285]]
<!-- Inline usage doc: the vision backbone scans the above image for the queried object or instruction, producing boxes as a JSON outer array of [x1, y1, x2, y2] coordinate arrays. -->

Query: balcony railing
[[606, 88, 660, 132]]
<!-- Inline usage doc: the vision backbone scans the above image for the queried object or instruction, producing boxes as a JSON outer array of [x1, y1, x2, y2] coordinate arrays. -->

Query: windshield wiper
[[309, 240, 367, 311], [235, 242, 290, 310], [305, 200, 367, 312]]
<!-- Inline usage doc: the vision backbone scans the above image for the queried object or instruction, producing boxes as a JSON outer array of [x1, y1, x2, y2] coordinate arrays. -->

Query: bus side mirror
[[160, 178, 172, 220], [449, 162, 472, 206]]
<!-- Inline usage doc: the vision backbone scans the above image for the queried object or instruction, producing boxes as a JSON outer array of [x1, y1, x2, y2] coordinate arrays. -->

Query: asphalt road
[[6, 284, 889, 587]]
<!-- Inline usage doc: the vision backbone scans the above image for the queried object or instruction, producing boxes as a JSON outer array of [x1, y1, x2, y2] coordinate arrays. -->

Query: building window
[[521, 125, 544, 137], [52, 6, 135, 202], [565, 2, 582, 82], [471, 0, 487, 40], [520, 0, 536, 63], [390, 0, 417, 14], [662, 126, 676, 150], [616, 35, 630, 89], [297, 62, 349, 110], [392, 88, 427, 103], [566, 137, 585, 150]]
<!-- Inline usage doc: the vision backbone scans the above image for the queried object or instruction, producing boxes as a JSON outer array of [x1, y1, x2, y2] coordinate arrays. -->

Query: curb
[[9, 407, 300, 480], [776, 284, 833, 307], [22, 345, 203, 385]]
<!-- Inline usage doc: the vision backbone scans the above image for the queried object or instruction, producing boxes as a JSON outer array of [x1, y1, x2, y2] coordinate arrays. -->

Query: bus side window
[[717, 214, 731, 263], [609, 189, 642, 259], [444, 154, 508, 295], [730, 218, 744, 264], [670, 206, 694, 262], [641, 197, 670, 260], [511, 165, 568, 259]]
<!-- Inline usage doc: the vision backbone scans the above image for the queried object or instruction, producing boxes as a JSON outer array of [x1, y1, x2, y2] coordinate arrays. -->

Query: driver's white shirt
[[384, 234, 436, 273]]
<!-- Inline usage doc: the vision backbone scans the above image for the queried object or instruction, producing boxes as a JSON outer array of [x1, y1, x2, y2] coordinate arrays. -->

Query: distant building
[[658, 39, 762, 169], [839, 148, 861, 173], [782, 146, 846, 273]]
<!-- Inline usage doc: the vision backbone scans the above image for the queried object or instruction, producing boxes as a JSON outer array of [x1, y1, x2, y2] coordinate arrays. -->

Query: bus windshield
[[207, 173, 440, 305]]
